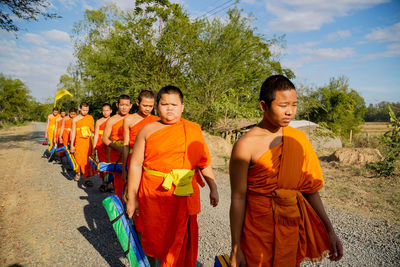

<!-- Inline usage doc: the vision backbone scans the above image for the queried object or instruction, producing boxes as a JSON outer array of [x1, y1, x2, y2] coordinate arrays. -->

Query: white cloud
[[43, 30, 70, 42], [326, 30, 351, 41], [0, 39, 74, 101], [365, 22, 400, 43], [363, 43, 400, 60], [264, 0, 389, 32], [243, 0, 258, 4], [23, 33, 48, 45]]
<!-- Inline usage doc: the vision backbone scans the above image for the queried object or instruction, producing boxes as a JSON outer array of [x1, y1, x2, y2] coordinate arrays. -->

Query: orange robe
[[136, 119, 210, 267], [241, 126, 331, 267], [127, 115, 159, 165], [96, 120, 107, 163], [110, 119, 124, 201], [74, 115, 94, 178], [62, 118, 72, 147], [55, 119, 63, 148], [47, 115, 59, 151]]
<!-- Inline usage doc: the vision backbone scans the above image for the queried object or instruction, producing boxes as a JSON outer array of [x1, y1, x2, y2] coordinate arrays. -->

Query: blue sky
[[0, 0, 399, 104]]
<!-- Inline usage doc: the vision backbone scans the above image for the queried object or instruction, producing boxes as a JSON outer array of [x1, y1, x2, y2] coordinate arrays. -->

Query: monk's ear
[[136, 100, 139, 107], [259, 100, 267, 112], [181, 102, 184, 113]]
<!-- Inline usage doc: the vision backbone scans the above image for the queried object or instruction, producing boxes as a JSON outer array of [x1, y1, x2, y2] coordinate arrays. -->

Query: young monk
[[59, 107, 77, 147], [122, 90, 158, 182], [103, 95, 132, 201], [70, 102, 95, 186], [126, 86, 219, 267], [229, 75, 343, 267], [53, 108, 66, 146], [45, 107, 59, 152], [93, 103, 112, 192]]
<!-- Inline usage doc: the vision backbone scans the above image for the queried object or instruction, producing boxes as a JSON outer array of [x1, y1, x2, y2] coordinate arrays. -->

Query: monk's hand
[[70, 145, 75, 153], [230, 246, 246, 267], [92, 148, 96, 157], [126, 199, 138, 219], [59, 137, 63, 144], [328, 231, 343, 261], [122, 169, 127, 183], [209, 188, 219, 207]]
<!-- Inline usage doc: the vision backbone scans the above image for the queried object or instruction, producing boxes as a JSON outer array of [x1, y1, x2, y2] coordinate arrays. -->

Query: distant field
[[359, 122, 389, 136]]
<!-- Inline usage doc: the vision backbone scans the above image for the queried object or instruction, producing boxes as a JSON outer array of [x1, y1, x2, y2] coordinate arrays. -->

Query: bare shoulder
[[232, 127, 262, 159], [47, 114, 53, 119]]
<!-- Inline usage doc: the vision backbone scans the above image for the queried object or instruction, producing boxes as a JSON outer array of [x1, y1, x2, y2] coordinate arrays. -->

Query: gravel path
[[1, 122, 399, 266]]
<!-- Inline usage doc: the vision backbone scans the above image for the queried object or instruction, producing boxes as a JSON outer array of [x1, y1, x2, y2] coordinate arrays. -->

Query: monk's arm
[[200, 166, 219, 207], [103, 119, 122, 155], [229, 142, 250, 266], [126, 130, 146, 219], [303, 192, 343, 261], [45, 115, 50, 138], [92, 121, 100, 155], [70, 119, 77, 153], [122, 118, 131, 181], [59, 118, 66, 144]]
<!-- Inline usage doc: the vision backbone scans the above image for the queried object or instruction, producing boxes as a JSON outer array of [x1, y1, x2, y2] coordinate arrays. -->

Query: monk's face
[[137, 97, 154, 117], [102, 106, 112, 118], [60, 111, 66, 118], [261, 89, 297, 127], [69, 112, 77, 119], [52, 110, 58, 116], [157, 93, 184, 124], [117, 99, 132, 116], [80, 106, 89, 116]]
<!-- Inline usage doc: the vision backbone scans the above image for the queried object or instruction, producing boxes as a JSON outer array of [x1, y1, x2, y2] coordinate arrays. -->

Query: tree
[[71, 1, 293, 128], [297, 76, 366, 137], [0, 0, 60, 32]]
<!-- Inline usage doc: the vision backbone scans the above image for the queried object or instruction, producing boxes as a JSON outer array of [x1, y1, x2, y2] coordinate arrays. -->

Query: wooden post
[[349, 130, 352, 144]]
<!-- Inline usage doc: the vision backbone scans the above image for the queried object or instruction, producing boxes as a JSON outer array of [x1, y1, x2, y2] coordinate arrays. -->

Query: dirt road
[[0, 122, 399, 267]]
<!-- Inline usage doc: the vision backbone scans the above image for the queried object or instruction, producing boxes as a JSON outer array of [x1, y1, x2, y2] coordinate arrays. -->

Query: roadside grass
[[320, 161, 400, 225]]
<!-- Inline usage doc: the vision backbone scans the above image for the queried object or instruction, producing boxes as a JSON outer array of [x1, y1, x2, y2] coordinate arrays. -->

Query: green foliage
[[70, 1, 293, 128], [365, 102, 400, 122], [297, 76, 366, 137], [0, 73, 49, 127], [367, 106, 400, 177], [0, 0, 60, 32]]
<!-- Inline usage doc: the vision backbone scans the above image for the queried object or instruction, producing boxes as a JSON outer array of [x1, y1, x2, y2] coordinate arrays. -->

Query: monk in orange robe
[[53, 108, 66, 146], [229, 75, 343, 267], [126, 86, 219, 267], [45, 107, 59, 153], [93, 103, 112, 192], [70, 102, 95, 186], [59, 107, 77, 147], [122, 90, 158, 182], [103, 95, 132, 201]]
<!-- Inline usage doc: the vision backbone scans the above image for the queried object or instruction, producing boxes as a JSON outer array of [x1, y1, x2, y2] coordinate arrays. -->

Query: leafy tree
[[367, 106, 400, 177], [297, 76, 366, 137], [364, 101, 400, 122], [71, 1, 293, 128], [0, 0, 60, 32]]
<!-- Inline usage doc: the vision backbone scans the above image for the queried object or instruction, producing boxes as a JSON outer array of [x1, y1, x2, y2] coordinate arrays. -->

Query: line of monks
[[44, 79, 343, 267]]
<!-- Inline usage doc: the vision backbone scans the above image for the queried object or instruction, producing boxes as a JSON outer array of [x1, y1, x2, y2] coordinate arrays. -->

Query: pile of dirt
[[203, 131, 232, 171], [326, 148, 382, 165]]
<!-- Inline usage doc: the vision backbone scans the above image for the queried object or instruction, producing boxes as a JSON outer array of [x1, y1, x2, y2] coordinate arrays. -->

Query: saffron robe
[[47, 115, 60, 151], [241, 126, 331, 267], [74, 115, 94, 178], [127, 115, 159, 165], [136, 119, 211, 267], [96, 120, 107, 163], [110, 119, 124, 201], [62, 118, 72, 147]]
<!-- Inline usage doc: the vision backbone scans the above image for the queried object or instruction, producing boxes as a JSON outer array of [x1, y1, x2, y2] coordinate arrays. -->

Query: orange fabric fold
[[136, 119, 210, 267], [62, 118, 72, 147], [74, 115, 94, 178], [110, 119, 124, 201], [96, 121, 107, 163], [241, 126, 330, 267], [55, 119, 62, 142]]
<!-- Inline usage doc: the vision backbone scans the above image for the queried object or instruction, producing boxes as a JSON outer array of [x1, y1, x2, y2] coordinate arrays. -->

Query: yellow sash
[[77, 126, 92, 138], [113, 140, 124, 147], [99, 130, 104, 135], [143, 166, 195, 196]]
